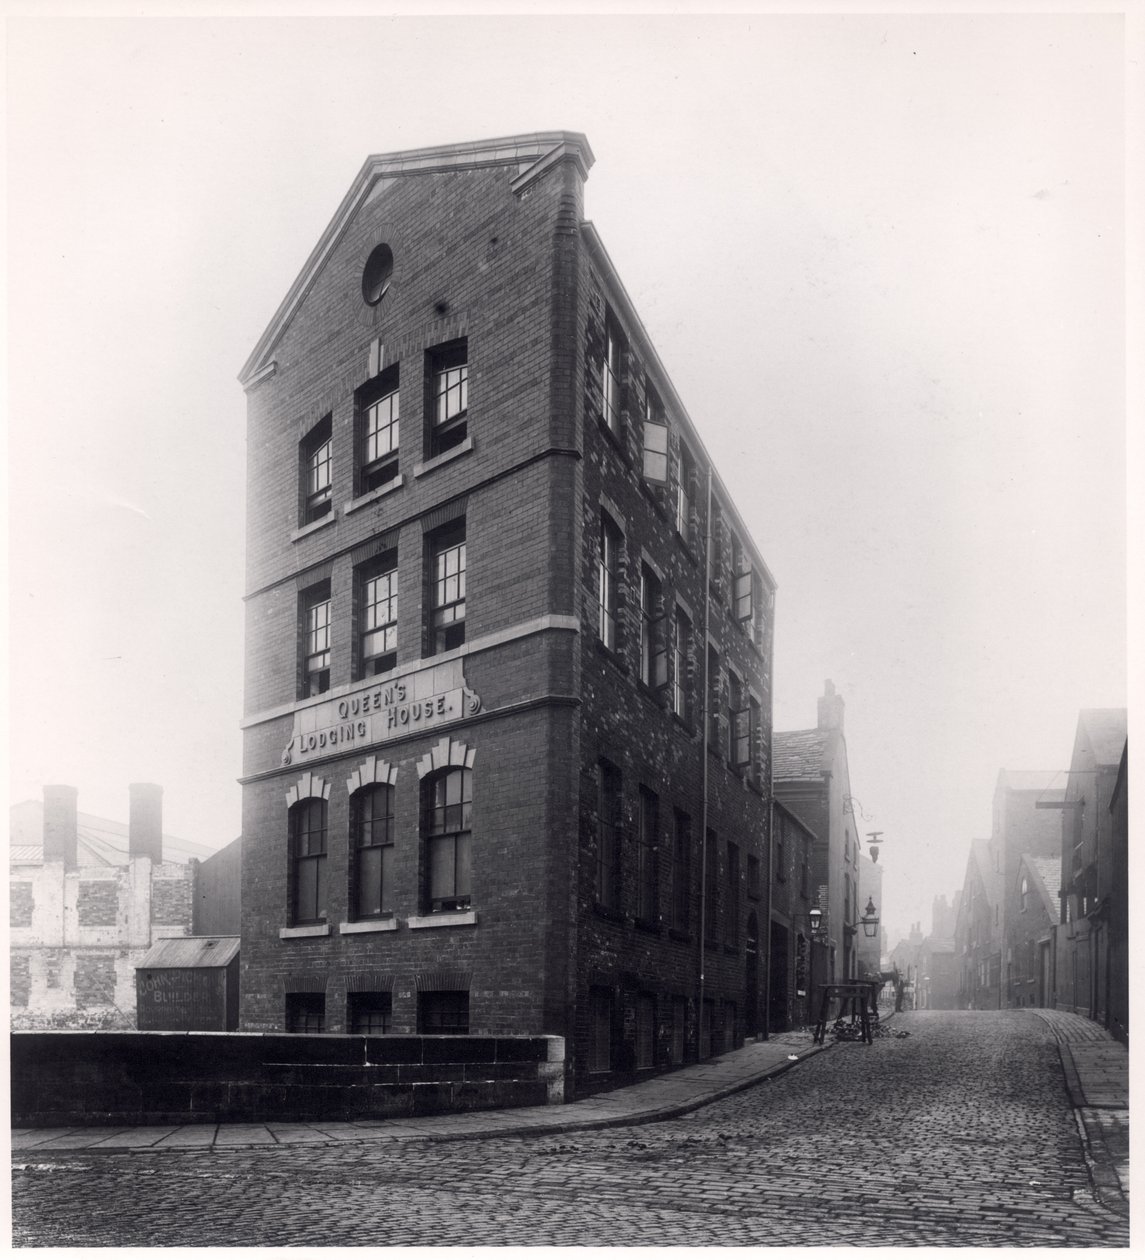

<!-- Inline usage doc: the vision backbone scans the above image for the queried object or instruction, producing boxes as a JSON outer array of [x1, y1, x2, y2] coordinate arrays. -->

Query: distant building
[[1052, 709, 1127, 1042], [954, 838, 1002, 1009], [773, 681, 863, 985], [1008, 853, 1059, 1007], [9, 785, 198, 1028], [768, 801, 815, 1030], [993, 770, 1065, 1008]]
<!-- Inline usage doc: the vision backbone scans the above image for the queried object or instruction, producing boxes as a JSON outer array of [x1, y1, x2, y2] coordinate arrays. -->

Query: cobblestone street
[[11, 1011, 1129, 1247]]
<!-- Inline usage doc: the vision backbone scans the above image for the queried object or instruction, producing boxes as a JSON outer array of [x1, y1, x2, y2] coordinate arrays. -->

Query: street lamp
[[860, 897, 880, 939], [809, 906, 823, 936]]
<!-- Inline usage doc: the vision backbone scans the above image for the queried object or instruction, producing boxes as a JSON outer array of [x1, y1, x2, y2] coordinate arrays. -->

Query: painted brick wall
[[10, 881, 33, 928]]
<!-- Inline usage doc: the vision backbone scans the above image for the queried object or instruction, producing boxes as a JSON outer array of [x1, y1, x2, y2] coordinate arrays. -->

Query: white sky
[[5, 7, 1137, 945]]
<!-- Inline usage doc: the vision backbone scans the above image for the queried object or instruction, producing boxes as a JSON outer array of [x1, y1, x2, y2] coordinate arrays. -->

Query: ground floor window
[[589, 986, 612, 1072], [286, 992, 325, 1033], [670, 996, 687, 1066], [348, 991, 392, 1034], [418, 989, 469, 1035], [636, 993, 656, 1069]]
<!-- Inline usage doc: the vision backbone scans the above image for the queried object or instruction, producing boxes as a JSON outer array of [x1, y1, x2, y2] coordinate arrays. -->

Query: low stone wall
[[11, 1031, 565, 1127]]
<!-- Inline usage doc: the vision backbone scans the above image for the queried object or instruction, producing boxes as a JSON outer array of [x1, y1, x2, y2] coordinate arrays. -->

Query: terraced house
[[237, 132, 776, 1095]]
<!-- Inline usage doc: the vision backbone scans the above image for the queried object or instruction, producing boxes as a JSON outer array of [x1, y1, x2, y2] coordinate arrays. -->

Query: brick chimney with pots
[[129, 782, 163, 863], [817, 679, 845, 733], [42, 784, 79, 867]]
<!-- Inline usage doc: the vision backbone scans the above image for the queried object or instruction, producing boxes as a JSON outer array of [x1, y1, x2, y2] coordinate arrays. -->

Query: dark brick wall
[[10, 881, 33, 928], [77, 881, 119, 928], [152, 875, 193, 925], [75, 953, 117, 1009], [569, 257, 774, 1094], [11, 1031, 563, 1127]]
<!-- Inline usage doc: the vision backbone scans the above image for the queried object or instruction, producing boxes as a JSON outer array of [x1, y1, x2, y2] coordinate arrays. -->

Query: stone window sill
[[338, 918, 398, 935], [344, 475, 404, 515], [279, 923, 331, 939], [407, 910, 477, 929], [291, 513, 336, 543], [413, 434, 473, 479]]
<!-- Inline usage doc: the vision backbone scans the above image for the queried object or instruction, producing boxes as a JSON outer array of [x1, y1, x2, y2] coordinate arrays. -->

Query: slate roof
[[137, 936, 241, 969], [1078, 709, 1127, 768], [772, 729, 830, 781], [1025, 854, 1062, 918], [9, 801, 216, 867]]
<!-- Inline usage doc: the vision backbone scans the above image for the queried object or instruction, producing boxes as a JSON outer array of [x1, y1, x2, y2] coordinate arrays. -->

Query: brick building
[[1052, 709, 1127, 1042], [236, 132, 776, 1094], [773, 681, 862, 987], [9, 784, 195, 1028], [767, 801, 815, 1030], [955, 837, 1002, 1009]]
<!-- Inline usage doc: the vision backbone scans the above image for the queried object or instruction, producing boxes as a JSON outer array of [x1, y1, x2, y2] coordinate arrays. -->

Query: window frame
[[672, 607, 692, 724], [595, 759, 622, 912], [602, 316, 623, 437], [428, 521, 466, 654], [350, 783, 395, 920], [729, 670, 750, 769], [289, 797, 328, 926], [356, 552, 398, 678], [428, 340, 469, 457], [357, 370, 401, 494], [300, 416, 333, 525], [639, 564, 666, 691], [597, 513, 621, 652], [285, 992, 326, 1034], [676, 443, 695, 543], [299, 581, 332, 699], [348, 990, 393, 1034], [641, 385, 669, 486], [418, 989, 470, 1035], [422, 766, 473, 913]]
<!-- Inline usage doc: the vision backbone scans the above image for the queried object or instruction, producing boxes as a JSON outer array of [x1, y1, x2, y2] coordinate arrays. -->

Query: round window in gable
[[362, 243, 394, 306]]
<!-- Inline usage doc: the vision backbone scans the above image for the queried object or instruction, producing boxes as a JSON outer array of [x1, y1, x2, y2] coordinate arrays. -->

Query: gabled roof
[[773, 729, 830, 781], [1021, 853, 1061, 920], [137, 936, 241, 969], [1076, 708, 1127, 769], [238, 131, 594, 388], [966, 837, 1001, 904], [9, 800, 216, 867]]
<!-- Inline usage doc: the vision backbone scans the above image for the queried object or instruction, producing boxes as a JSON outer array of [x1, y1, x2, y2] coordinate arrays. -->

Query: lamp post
[[803, 906, 826, 1028], [861, 897, 880, 939]]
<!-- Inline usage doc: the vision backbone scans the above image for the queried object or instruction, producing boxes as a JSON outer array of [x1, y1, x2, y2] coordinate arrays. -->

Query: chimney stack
[[42, 785, 79, 867], [129, 783, 163, 863], [817, 679, 845, 733]]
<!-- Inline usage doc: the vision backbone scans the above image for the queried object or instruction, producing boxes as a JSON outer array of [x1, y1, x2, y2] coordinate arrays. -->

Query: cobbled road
[[10, 1011, 1129, 1246]]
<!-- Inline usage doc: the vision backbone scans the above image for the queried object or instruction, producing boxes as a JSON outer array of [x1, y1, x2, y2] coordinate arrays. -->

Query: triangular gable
[[238, 131, 594, 389]]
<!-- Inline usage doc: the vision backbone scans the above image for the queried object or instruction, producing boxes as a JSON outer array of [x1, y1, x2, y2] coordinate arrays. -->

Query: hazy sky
[[6, 10, 1133, 944]]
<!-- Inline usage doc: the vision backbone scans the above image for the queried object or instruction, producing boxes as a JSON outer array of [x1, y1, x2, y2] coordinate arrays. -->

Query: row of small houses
[[918, 709, 1126, 1042]]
